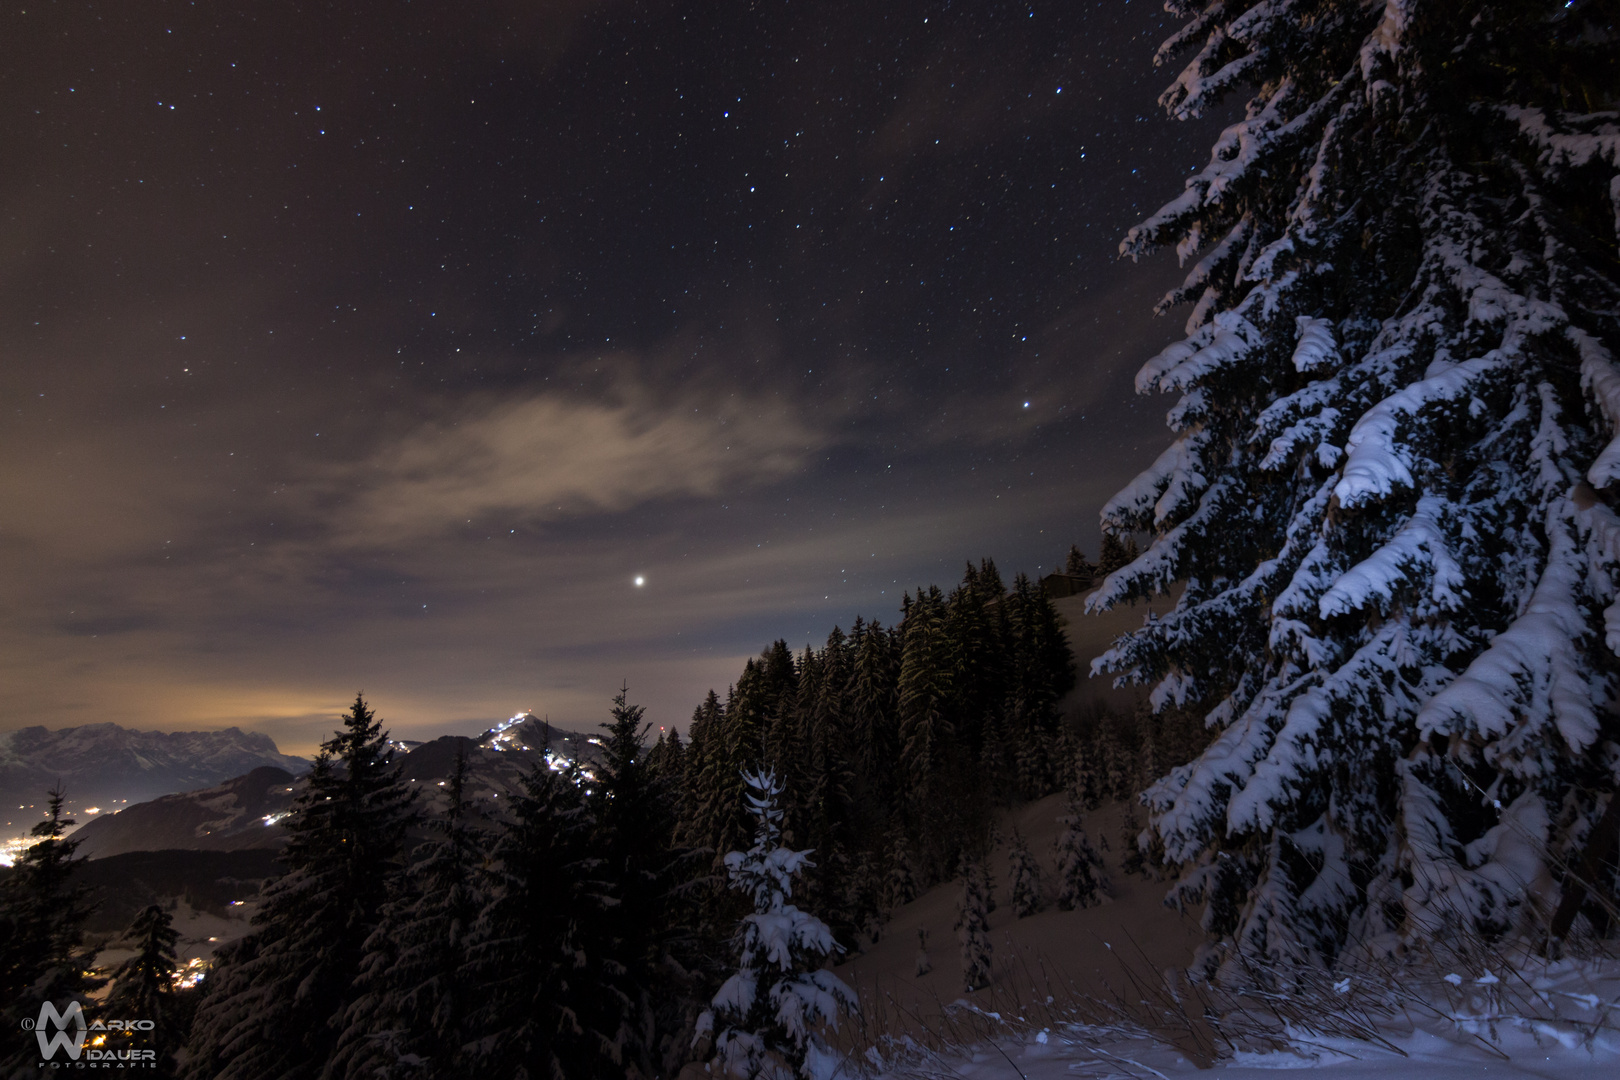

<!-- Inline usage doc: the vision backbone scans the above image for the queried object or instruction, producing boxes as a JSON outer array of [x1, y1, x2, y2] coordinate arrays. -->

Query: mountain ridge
[[1, 722, 310, 829], [67, 714, 601, 859]]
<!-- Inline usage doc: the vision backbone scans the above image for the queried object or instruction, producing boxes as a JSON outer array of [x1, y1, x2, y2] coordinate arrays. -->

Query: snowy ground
[[910, 1023, 1620, 1080], [852, 955, 1620, 1079], [834, 792, 1204, 1020], [826, 792, 1620, 1079]]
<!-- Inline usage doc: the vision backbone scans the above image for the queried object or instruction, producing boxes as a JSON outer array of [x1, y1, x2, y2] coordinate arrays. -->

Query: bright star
[[633, 576, 645, 587]]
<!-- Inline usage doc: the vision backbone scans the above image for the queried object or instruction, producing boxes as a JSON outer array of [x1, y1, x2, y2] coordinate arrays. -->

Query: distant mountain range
[[1, 722, 311, 828], [69, 714, 601, 859]]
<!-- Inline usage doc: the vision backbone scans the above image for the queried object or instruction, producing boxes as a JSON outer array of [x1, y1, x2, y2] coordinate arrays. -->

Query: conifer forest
[[4, 1, 1620, 1078]]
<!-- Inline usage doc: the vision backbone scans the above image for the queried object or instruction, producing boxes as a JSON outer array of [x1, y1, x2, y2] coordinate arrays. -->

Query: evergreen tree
[[1054, 806, 1104, 911], [847, 849, 886, 946], [881, 831, 918, 912], [461, 751, 599, 1079], [185, 694, 417, 1080], [945, 569, 1009, 771], [699, 645, 800, 872], [647, 726, 686, 793], [897, 587, 954, 814], [765, 650, 812, 827], [1026, 574, 1078, 702], [847, 618, 900, 819], [1091, 0, 1620, 963], [1095, 532, 1134, 577], [976, 557, 1007, 600], [975, 850, 998, 915], [897, 586, 956, 867], [1004, 573, 1075, 799], [977, 706, 1016, 806], [1065, 544, 1095, 581], [700, 769, 856, 1080], [0, 788, 100, 1080], [107, 903, 179, 1018], [1068, 736, 1103, 811], [1119, 805, 1148, 880], [588, 687, 674, 1078], [1007, 828, 1044, 918], [913, 928, 932, 977], [679, 689, 727, 851], [0, 787, 96, 997], [1100, 722, 1135, 803], [954, 861, 994, 992], [106, 905, 183, 1073], [327, 744, 487, 1080], [799, 632, 859, 943], [1137, 727, 1160, 799]]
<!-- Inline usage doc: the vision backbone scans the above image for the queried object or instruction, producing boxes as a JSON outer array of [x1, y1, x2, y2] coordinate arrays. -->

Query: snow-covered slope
[[825, 792, 1620, 1079], [833, 792, 1205, 1015], [0, 721, 309, 817], [69, 766, 305, 859], [878, 1019, 1620, 1080]]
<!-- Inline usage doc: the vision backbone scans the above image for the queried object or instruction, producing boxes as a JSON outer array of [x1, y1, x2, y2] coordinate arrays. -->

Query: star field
[[1, 0, 1230, 752]]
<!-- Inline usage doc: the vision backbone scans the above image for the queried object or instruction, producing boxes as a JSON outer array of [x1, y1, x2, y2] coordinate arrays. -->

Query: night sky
[[2, 0, 1229, 755]]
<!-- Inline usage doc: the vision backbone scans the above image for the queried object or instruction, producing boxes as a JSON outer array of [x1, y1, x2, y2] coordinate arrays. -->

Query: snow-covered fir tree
[[1007, 827, 1044, 918], [849, 850, 886, 946], [1068, 736, 1103, 811], [881, 831, 918, 911], [1137, 728, 1160, 798], [1054, 804, 1105, 911], [185, 694, 417, 1080], [973, 843, 998, 915], [954, 859, 994, 991], [1100, 729, 1134, 803], [1090, 0, 1620, 965], [700, 769, 856, 1080]]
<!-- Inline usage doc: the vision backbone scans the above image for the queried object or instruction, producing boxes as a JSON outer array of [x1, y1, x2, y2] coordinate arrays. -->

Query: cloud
[[329, 389, 824, 543]]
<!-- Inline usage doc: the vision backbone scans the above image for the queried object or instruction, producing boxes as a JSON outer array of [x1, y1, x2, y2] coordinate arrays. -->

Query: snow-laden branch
[[1318, 496, 1468, 618], [1575, 328, 1620, 488], [1415, 499, 1598, 760], [1136, 312, 1260, 395], [1335, 356, 1503, 509], [1099, 429, 1211, 534]]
